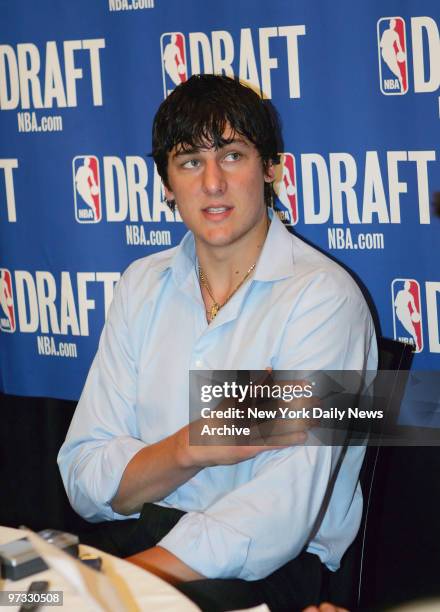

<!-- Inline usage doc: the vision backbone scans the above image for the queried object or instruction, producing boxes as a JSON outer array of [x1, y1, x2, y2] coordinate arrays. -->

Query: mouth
[[201, 206, 233, 220]]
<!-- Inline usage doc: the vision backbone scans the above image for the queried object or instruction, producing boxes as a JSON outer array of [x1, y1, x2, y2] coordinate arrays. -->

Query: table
[[0, 526, 199, 611]]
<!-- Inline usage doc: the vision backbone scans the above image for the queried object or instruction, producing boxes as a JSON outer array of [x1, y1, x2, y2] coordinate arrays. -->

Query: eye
[[182, 159, 200, 169], [224, 151, 241, 162]]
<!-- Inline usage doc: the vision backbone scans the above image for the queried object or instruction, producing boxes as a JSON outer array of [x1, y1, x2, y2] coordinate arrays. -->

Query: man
[[58, 75, 377, 611]]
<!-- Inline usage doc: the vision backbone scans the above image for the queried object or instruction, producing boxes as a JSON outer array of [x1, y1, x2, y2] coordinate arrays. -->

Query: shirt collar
[[169, 230, 198, 288], [164, 208, 295, 287], [253, 209, 295, 282]]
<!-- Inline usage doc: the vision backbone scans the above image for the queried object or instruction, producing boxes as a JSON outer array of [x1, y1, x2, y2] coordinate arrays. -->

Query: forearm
[[111, 427, 201, 515], [111, 409, 310, 516], [126, 546, 204, 583]]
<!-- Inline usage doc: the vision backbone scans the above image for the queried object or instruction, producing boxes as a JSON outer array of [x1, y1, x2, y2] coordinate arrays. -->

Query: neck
[[196, 212, 270, 303]]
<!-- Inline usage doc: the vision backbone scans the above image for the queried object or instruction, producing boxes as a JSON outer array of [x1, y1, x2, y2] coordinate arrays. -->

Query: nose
[[201, 159, 226, 195]]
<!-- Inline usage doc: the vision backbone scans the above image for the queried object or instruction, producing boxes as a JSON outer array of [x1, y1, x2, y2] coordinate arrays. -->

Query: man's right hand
[[176, 420, 308, 469], [181, 375, 319, 468]]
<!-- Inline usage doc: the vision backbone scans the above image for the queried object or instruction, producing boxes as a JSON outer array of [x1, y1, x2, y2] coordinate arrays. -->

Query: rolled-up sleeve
[[57, 274, 146, 522]]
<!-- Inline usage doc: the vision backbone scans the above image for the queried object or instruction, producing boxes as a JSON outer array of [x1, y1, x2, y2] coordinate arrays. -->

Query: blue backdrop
[[1, 0, 439, 400]]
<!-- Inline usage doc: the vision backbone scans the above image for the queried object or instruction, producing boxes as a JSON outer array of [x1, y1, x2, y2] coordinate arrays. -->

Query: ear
[[163, 183, 175, 201], [264, 161, 276, 183]]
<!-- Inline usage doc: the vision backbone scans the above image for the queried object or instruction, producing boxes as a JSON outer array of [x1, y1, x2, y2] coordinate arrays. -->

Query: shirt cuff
[[158, 511, 251, 578], [77, 435, 146, 521]]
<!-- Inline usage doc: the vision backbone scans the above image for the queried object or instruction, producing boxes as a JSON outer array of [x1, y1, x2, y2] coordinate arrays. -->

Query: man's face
[[164, 129, 275, 250]]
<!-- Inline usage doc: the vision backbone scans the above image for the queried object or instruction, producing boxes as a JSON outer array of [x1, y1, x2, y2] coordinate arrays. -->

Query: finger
[[252, 368, 274, 389], [249, 430, 308, 447], [319, 604, 349, 612], [248, 417, 319, 441], [268, 416, 320, 430], [252, 369, 271, 383]]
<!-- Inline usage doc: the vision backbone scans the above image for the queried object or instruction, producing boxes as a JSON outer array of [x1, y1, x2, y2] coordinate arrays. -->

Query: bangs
[[162, 102, 257, 154]]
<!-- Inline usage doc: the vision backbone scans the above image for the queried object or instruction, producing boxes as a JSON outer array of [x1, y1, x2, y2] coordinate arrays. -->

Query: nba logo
[[73, 156, 102, 224], [160, 32, 188, 98], [392, 279, 423, 352], [377, 17, 408, 95], [0, 268, 16, 333], [272, 153, 298, 226]]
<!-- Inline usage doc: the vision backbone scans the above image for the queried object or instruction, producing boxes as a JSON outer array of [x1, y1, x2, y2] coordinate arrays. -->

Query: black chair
[[325, 337, 414, 609]]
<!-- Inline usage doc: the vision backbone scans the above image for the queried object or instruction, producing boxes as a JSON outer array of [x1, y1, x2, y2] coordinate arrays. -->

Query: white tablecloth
[[0, 526, 199, 611]]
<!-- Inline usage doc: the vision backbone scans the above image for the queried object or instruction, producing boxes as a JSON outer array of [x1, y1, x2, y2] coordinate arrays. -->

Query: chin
[[203, 237, 235, 249], [201, 229, 235, 246]]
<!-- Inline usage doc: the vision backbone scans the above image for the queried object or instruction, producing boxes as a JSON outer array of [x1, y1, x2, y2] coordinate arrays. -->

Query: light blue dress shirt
[[58, 212, 377, 581]]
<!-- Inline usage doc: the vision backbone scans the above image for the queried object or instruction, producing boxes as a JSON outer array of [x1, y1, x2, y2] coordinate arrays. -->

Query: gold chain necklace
[[198, 262, 256, 321]]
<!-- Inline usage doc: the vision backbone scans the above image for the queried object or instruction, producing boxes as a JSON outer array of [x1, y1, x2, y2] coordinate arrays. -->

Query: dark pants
[[78, 503, 330, 612]]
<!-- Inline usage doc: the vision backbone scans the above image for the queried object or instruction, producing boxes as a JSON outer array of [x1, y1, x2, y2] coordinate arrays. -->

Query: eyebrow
[[172, 139, 249, 158]]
